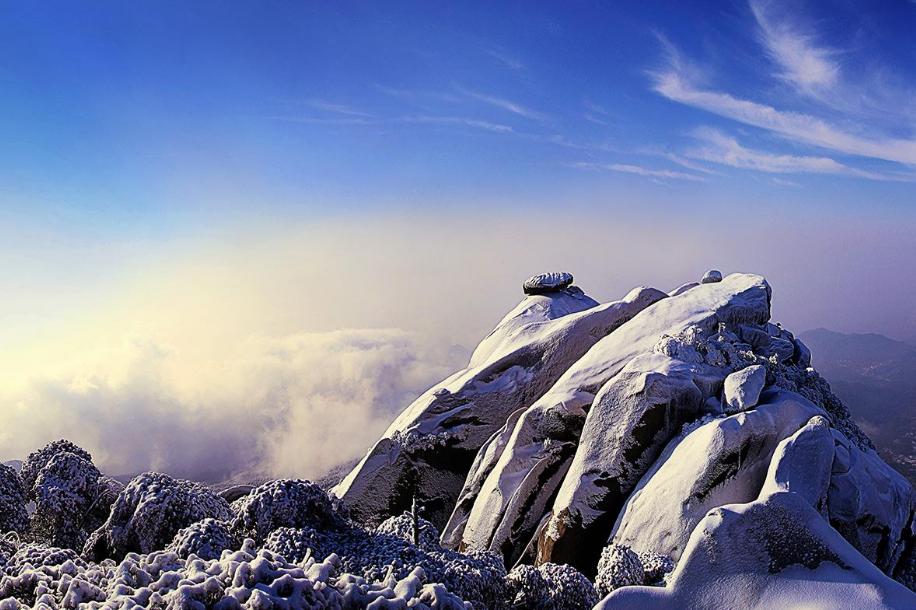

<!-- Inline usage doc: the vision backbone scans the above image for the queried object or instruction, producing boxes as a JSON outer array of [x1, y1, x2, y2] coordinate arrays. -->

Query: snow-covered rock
[[597, 491, 916, 610], [454, 275, 771, 569], [701, 269, 722, 284], [522, 272, 575, 295], [722, 363, 766, 413], [827, 429, 916, 576], [609, 392, 824, 561], [336, 281, 665, 529]]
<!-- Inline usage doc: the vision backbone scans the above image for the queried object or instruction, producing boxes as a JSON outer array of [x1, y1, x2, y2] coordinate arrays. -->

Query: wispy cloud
[[304, 99, 372, 117], [770, 177, 802, 187], [375, 85, 461, 104], [686, 127, 903, 180], [485, 48, 526, 71], [396, 115, 515, 133], [651, 70, 916, 166], [458, 87, 549, 120], [749, 0, 840, 98], [571, 161, 706, 181], [583, 99, 612, 125], [270, 113, 516, 135], [267, 116, 375, 125]]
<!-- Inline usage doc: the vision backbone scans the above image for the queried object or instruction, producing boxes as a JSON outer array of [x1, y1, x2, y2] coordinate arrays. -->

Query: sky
[[1, 0, 916, 479]]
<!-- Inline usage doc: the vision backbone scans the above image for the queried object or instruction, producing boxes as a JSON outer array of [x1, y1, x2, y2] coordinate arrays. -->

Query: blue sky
[[2, 0, 916, 474], [2, 0, 915, 236]]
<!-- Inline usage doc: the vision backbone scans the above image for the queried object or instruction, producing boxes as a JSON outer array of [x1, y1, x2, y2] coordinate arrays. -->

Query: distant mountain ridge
[[799, 328, 916, 487]]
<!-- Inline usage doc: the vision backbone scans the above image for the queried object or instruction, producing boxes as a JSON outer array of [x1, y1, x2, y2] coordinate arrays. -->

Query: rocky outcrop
[[337, 269, 916, 606], [335, 281, 666, 528], [449, 274, 772, 569], [609, 392, 824, 561]]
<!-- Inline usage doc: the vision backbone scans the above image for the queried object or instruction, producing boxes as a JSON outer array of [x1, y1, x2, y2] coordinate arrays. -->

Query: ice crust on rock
[[335, 280, 665, 529]]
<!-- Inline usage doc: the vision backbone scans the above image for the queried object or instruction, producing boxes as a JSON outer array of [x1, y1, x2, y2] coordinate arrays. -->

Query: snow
[[701, 269, 723, 284], [6, 269, 916, 609], [597, 490, 916, 610], [335, 282, 665, 529], [522, 272, 575, 295], [84, 471, 232, 561], [722, 363, 766, 413], [504, 562, 598, 610], [610, 391, 824, 561]]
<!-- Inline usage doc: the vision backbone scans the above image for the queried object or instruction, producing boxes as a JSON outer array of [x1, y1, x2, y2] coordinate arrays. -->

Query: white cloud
[[0, 329, 464, 482], [572, 161, 706, 181], [396, 115, 516, 133], [651, 70, 916, 166], [749, 0, 840, 97], [459, 88, 549, 120], [304, 99, 372, 117], [686, 127, 904, 180], [485, 48, 526, 71]]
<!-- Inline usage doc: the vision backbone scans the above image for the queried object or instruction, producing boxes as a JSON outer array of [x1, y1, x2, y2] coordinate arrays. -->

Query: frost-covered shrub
[[595, 544, 644, 597], [229, 479, 347, 543], [84, 471, 231, 561], [264, 526, 327, 563], [29, 451, 101, 549], [0, 464, 28, 534], [263, 526, 506, 609], [637, 550, 675, 584], [0, 538, 473, 609], [504, 563, 597, 610], [375, 511, 441, 548], [538, 562, 599, 610], [165, 518, 234, 560], [505, 564, 551, 609], [19, 440, 93, 493]]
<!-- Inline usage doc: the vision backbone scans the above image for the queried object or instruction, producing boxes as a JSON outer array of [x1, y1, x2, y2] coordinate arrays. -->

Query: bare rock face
[[335, 281, 666, 529]]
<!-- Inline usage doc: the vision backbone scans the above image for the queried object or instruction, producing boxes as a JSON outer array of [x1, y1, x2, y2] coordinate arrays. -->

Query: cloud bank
[[0, 328, 465, 482]]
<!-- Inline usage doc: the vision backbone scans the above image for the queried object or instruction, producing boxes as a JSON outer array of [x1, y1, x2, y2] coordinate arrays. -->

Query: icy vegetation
[[5, 270, 916, 609]]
